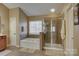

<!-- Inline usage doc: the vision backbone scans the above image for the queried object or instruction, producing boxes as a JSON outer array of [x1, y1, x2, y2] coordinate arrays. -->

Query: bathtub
[[20, 38, 40, 49]]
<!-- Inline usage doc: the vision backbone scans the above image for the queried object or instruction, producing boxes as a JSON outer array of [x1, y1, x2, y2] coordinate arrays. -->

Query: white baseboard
[[64, 49, 77, 56]]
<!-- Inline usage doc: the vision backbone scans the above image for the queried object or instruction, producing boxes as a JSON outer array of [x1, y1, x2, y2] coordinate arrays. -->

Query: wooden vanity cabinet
[[0, 36, 6, 51]]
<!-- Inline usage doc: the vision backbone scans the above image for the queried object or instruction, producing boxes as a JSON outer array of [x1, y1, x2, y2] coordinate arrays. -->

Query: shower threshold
[[44, 43, 63, 50]]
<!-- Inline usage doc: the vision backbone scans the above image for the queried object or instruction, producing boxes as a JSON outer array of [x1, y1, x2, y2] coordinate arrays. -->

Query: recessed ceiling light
[[50, 8, 55, 12]]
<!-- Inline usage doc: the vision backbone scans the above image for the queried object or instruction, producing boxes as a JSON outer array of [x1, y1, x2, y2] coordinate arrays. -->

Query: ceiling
[[3, 3, 66, 16]]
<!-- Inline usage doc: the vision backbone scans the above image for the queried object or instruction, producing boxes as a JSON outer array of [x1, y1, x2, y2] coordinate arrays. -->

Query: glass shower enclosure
[[42, 18, 63, 49]]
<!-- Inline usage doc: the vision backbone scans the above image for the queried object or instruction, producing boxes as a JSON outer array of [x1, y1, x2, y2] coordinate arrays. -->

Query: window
[[51, 26, 56, 32], [52, 26, 56, 32], [29, 21, 42, 35]]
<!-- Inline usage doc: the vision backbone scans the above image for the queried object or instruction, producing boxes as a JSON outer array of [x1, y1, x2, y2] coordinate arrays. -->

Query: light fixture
[[50, 8, 55, 12]]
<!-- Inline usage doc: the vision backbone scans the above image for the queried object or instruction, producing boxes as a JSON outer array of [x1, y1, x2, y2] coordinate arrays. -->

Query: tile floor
[[0, 46, 64, 56], [5, 46, 46, 56]]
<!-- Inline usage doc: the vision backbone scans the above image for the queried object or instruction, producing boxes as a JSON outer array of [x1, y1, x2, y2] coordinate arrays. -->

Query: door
[[9, 17, 17, 46]]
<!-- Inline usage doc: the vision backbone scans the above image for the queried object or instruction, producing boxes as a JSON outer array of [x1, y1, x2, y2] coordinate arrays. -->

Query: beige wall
[[19, 8, 28, 39], [74, 25, 79, 55], [62, 3, 79, 55], [0, 4, 9, 47], [63, 4, 74, 55], [73, 4, 79, 55]]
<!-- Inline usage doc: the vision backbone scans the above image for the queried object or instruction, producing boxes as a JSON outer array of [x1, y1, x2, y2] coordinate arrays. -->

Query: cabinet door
[[0, 36, 6, 50], [0, 39, 4, 50]]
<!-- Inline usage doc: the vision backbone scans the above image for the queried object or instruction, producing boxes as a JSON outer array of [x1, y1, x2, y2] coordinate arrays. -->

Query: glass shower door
[[51, 19, 57, 47], [43, 18, 63, 49]]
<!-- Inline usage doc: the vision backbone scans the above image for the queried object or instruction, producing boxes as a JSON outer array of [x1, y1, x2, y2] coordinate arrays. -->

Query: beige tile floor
[[4, 46, 64, 56]]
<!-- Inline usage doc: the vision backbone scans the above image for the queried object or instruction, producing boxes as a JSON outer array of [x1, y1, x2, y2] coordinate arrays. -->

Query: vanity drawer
[[0, 36, 6, 39]]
